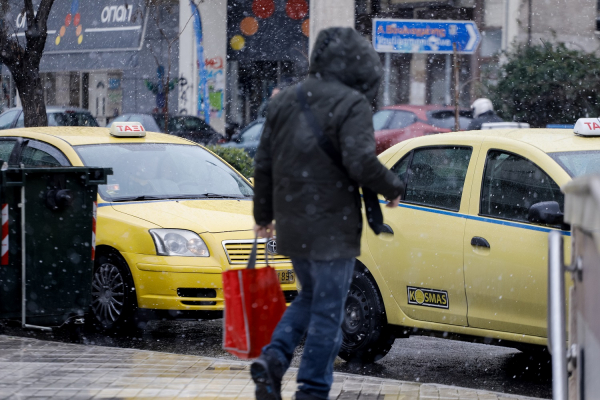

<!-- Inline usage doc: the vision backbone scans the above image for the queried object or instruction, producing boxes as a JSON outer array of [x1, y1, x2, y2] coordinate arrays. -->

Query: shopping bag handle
[[248, 233, 258, 269], [247, 233, 273, 269]]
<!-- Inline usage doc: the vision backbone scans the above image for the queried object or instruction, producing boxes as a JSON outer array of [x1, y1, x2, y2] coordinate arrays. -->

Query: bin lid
[[564, 174, 600, 251]]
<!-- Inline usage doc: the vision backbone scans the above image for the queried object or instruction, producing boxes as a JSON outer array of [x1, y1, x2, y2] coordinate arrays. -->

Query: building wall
[[178, 0, 227, 134], [34, 2, 180, 125], [514, 0, 598, 52]]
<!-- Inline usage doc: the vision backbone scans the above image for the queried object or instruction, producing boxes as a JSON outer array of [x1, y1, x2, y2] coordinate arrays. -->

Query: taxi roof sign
[[574, 118, 600, 136], [110, 122, 146, 137]]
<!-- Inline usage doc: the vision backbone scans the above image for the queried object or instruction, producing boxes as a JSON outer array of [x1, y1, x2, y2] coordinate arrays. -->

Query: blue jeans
[[263, 257, 355, 399]]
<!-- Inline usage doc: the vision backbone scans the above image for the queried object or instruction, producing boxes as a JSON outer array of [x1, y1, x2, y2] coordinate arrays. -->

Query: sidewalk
[[0, 335, 546, 400]]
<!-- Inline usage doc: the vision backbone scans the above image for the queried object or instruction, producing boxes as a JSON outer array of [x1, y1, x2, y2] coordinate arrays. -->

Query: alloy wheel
[[91, 263, 125, 325]]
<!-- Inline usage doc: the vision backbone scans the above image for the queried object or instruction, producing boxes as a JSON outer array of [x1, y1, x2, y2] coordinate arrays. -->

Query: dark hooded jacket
[[253, 27, 404, 260]]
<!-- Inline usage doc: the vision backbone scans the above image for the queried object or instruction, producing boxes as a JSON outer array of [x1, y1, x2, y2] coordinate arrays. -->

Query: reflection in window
[[480, 150, 563, 222], [404, 146, 472, 211], [21, 147, 62, 167], [372, 110, 393, 131], [387, 111, 416, 130], [0, 140, 16, 162], [77, 143, 253, 201]]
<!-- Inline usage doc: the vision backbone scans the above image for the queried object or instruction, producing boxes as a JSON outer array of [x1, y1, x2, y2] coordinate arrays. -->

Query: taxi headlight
[[149, 229, 210, 257]]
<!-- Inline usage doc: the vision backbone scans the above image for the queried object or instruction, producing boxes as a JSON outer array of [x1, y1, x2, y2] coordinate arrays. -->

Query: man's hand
[[385, 195, 401, 208], [254, 223, 275, 238]]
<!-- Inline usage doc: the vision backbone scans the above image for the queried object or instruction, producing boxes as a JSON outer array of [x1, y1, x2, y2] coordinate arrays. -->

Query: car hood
[[110, 199, 254, 234]]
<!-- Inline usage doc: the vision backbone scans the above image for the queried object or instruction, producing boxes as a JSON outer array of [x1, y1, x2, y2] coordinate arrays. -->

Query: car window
[[404, 146, 472, 211], [549, 150, 600, 177], [76, 143, 253, 201], [391, 151, 412, 191], [48, 112, 99, 127], [169, 117, 210, 133], [372, 110, 393, 131], [0, 139, 17, 163], [388, 111, 417, 130], [0, 111, 18, 130], [15, 112, 24, 128], [427, 110, 473, 130], [21, 140, 71, 167], [240, 122, 263, 143], [480, 150, 564, 223]]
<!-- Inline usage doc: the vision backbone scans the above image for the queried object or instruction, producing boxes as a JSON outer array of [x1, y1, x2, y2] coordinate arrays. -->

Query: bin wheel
[[91, 252, 138, 332], [338, 267, 395, 364]]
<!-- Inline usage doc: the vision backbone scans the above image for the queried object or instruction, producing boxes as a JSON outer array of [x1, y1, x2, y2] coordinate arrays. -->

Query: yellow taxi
[[0, 123, 296, 331], [340, 120, 600, 363]]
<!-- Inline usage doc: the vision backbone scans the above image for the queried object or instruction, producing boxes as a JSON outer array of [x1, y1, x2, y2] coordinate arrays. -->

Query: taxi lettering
[[115, 124, 144, 132], [583, 122, 600, 130], [407, 286, 449, 309]]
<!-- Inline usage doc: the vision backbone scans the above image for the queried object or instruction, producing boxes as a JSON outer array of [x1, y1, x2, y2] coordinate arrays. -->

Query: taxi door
[[367, 138, 482, 326], [463, 138, 571, 337]]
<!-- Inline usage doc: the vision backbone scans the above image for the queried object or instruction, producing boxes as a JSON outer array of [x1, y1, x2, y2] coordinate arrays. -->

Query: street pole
[[308, 0, 355, 56], [383, 53, 391, 106], [453, 43, 460, 132]]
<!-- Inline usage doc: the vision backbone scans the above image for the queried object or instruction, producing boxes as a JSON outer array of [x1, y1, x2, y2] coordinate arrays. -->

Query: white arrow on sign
[[465, 24, 477, 51]]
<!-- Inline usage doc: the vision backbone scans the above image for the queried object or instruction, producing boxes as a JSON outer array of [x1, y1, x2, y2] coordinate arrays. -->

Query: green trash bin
[[0, 166, 110, 329]]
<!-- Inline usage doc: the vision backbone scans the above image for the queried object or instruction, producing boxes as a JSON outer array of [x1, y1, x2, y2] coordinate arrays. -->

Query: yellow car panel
[[0, 126, 295, 329], [366, 136, 484, 327], [356, 128, 600, 356], [463, 137, 572, 337]]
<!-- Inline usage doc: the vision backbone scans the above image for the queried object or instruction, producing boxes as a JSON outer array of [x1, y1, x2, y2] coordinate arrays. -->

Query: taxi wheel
[[338, 268, 395, 364], [90, 252, 138, 333]]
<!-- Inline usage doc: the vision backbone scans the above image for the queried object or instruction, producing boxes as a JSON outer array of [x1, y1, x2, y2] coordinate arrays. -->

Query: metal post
[[444, 54, 451, 106], [453, 43, 460, 132], [20, 185, 26, 328], [548, 230, 567, 400], [383, 53, 391, 106]]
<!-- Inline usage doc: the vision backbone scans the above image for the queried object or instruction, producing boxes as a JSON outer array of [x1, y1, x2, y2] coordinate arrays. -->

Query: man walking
[[252, 27, 405, 400]]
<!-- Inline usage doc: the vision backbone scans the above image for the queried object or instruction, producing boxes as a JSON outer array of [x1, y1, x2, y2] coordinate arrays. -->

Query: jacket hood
[[309, 27, 383, 101]]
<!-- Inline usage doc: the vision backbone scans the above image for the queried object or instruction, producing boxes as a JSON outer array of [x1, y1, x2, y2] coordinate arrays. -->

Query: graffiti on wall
[[205, 57, 224, 118], [178, 57, 224, 118]]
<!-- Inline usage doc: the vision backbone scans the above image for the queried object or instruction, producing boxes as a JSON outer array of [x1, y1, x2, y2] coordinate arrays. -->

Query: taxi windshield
[[549, 150, 600, 177], [76, 143, 253, 201]]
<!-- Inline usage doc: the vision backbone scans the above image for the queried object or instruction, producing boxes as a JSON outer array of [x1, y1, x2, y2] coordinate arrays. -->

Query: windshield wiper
[[110, 195, 167, 202], [109, 193, 248, 202], [198, 193, 246, 199]]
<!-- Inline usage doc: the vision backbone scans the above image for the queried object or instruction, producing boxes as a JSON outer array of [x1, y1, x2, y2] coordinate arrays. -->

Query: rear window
[[48, 112, 99, 127], [373, 110, 393, 131], [427, 110, 472, 130], [549, 150, 600, 177]]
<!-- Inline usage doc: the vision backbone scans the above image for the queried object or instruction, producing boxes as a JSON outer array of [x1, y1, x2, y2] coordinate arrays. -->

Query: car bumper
[[121, 252, 298, 312]]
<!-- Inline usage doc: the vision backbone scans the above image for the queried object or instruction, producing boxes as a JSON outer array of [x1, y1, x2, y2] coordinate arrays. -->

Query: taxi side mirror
[[527, 201, 564, 225]]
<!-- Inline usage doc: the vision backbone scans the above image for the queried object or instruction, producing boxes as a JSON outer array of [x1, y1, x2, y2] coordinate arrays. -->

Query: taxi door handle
[[471, 236, 490, 248]]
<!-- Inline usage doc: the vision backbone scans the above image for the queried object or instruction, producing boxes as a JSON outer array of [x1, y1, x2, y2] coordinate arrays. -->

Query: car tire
[[338, 266, 395, 364], [90, 251, 140, 333]]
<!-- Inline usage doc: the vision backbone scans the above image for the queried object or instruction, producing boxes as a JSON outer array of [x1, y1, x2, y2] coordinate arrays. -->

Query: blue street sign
[[372, 19, 481, 54]]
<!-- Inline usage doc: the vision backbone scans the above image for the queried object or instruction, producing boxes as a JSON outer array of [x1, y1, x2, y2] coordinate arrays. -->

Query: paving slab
[[0, 335, 546, 400]]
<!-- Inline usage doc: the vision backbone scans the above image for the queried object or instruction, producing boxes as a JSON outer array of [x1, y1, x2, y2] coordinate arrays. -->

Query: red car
[[373, 105, 473, 154]]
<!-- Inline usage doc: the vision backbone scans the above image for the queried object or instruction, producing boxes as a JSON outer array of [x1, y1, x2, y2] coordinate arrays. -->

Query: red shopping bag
[[222, 236, 286, 359]]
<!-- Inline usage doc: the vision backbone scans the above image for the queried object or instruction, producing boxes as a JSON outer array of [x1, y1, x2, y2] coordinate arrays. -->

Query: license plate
[[277, 270, 295, 284]]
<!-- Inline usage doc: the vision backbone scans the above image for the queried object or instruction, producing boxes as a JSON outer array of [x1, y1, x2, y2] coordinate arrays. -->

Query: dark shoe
[[294, 390, 326, 400], [251, 352, 283, 400]]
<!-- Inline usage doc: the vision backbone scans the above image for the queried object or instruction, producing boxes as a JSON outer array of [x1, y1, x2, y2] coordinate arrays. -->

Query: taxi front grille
[[222, 239, 289, 264]]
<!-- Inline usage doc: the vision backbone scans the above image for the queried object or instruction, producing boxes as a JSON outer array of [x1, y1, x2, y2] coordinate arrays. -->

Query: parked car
[[339, 124, 600, 363], [111, 113, 222, 145], [373, 105, 472, 154], [0, 122, 297, 331], [219, 118, 265, 158], [0, 106, 99, 129]]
